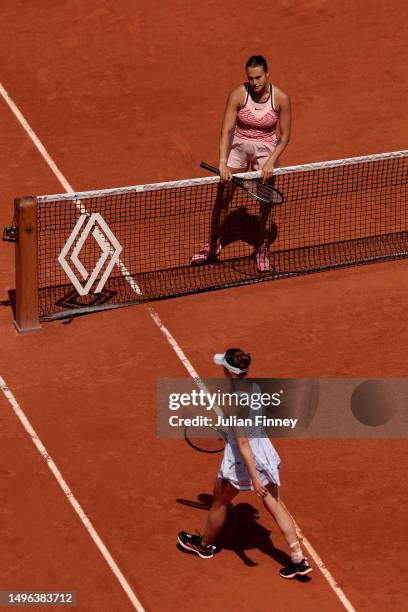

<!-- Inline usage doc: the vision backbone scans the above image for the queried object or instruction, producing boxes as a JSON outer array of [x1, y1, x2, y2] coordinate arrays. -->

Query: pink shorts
[[227, 137, 277, 171]]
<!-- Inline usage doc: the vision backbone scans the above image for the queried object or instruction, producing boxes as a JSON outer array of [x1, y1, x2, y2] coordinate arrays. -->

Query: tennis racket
[[200, 161, 284, 205], [184, 424, 228, 453]]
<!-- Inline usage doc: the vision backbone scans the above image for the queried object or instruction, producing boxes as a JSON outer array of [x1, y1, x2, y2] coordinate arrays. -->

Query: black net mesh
[[35, 152, 408, 320]]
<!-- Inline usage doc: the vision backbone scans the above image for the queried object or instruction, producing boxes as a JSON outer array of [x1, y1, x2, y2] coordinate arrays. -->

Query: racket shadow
[[176, 494, 291, 568]]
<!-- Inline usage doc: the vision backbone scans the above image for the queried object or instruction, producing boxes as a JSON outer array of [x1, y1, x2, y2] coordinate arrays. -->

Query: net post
[[13, 196, 41, 333]]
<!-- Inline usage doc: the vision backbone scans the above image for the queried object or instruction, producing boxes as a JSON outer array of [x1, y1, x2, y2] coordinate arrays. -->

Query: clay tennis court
[[1, 1, 407, 610]]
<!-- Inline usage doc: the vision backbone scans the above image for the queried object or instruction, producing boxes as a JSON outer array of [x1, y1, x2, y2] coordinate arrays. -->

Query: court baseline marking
[[0, 80, 355, 612], [0, 376, 145, 612]]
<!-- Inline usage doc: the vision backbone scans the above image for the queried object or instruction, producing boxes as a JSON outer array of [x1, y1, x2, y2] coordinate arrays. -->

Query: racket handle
[[200, 161, 220, 175]]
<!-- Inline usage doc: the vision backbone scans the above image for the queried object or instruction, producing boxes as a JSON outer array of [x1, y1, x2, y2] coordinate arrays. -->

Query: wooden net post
[[14, 197, 41, 333]]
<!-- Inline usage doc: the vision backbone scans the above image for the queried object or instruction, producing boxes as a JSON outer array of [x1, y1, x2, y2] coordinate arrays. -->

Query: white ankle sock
[[289, 541, 303, 563]]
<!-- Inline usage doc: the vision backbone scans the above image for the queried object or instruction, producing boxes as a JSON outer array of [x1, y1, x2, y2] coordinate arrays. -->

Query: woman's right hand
[[219, 161, 232, 182]]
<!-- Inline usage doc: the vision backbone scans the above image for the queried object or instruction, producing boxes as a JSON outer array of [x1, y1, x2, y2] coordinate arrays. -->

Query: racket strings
[[242, 179, 283, 204]]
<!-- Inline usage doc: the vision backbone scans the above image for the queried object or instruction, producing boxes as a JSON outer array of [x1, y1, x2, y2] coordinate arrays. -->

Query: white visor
[[213, 353, 247, 375]]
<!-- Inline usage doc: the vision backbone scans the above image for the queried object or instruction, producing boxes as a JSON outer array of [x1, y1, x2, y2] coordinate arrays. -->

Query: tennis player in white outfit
[[178, 348, 312, 579]]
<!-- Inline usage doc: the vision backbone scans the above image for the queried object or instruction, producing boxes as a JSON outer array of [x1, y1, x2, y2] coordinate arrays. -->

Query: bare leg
[[209, 167, 245, 244], [254, 174, 278, 271], [192, 166, 249, 264], [257, 202, 273, 249], [262, 483, 304, 562], [201, 478, 239, 547], [257, 173, 278, 249]]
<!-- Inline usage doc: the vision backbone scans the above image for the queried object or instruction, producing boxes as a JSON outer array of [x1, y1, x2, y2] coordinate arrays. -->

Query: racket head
[[184, 425, 228, 453], [239, 179, 284, 205]]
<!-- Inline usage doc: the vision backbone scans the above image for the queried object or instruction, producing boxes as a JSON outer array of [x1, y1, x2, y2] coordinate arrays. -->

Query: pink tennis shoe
[[255, 246, 271, 273], [191, 239, 222, 264]]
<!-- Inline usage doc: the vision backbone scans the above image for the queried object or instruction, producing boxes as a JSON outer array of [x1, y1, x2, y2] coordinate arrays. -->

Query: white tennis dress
[[218, 385, 281, 490]]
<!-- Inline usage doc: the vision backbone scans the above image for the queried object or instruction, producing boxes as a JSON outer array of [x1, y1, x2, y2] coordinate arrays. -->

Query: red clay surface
[[1, 1, 408, 610]]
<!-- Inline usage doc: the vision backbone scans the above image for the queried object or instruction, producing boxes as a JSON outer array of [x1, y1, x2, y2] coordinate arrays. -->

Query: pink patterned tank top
[[235, 84, 279, 143]]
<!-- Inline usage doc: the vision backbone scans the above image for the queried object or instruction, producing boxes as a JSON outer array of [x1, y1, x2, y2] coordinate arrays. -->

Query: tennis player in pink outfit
[[192, 56, 291, 272]]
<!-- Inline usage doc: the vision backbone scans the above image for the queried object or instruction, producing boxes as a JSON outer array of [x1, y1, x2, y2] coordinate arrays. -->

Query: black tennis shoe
[[280, 557, 312, 579], [177, 531, 214, 559]]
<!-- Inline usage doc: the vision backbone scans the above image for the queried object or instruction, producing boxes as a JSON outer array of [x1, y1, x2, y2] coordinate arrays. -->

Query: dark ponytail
[[246, 55, 268, 72], [224, 348, 251, 374]]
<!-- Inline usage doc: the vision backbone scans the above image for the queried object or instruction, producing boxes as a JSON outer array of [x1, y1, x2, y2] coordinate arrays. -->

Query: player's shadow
[[220, 207, 278, 249], [2, 291, 15, 317], [177, 493, 310, 580]]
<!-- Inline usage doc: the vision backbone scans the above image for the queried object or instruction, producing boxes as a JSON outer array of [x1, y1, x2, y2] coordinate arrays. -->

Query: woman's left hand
[[252, 476, 268, 498], [261, 160, 275, 183]]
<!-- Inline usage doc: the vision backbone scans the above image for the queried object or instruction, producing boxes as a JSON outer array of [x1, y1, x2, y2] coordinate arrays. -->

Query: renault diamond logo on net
[[58, 213, 122, 296]]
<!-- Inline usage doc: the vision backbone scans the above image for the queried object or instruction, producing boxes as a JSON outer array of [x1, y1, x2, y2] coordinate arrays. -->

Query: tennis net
[[8, 149, 408, 328]]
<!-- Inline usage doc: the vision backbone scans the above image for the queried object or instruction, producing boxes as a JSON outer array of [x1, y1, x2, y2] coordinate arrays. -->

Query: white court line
[[0, 377, 144, 612], [0, 81, 355, 612], [281, 501, 356, 612]]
